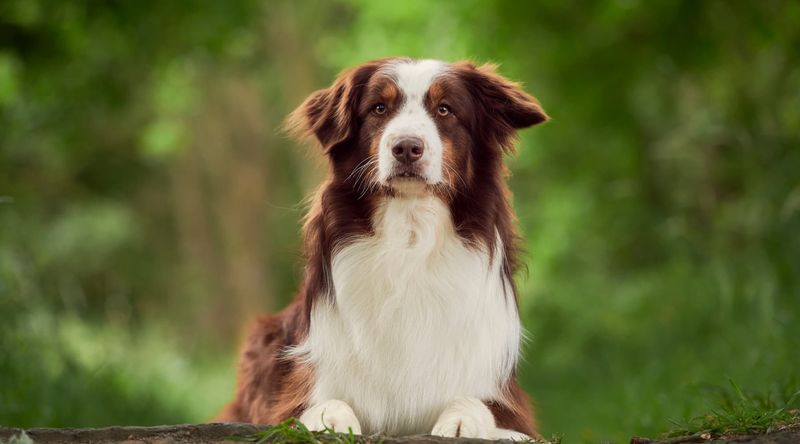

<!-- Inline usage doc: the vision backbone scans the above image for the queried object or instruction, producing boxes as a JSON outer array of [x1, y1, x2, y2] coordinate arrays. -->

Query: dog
[[215, 58, 548, 440]]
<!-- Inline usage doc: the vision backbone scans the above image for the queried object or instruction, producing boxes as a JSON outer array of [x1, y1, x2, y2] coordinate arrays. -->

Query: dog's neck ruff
[[291, 195, 521, 435]]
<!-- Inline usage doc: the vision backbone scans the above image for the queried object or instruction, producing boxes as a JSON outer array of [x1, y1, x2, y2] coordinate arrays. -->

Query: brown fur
[[216, 58, 548, 437]]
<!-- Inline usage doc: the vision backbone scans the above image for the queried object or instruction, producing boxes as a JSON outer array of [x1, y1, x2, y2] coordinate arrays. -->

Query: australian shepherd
[[215, 58, 549, 440]]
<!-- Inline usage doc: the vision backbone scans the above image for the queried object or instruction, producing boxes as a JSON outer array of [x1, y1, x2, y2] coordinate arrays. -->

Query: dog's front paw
[[493, 428, 532, 441], [431, 397, 496, 439], [299, 399, 362, 434]]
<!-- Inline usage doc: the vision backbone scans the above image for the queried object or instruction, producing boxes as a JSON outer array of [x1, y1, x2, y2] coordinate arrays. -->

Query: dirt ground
[[1, 423, 799, 444]]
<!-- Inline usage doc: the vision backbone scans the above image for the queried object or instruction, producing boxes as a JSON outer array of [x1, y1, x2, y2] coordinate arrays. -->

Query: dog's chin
[[386, 175, 429, 197]]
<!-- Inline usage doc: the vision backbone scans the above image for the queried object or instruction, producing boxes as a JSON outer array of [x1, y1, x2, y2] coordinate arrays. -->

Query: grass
[[230, 418, 563, 444], [231, 417, 370, 444], [665, 380, 800, 439]]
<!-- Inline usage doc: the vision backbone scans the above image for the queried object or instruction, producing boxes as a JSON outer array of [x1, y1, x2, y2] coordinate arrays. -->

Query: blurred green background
[[1, 1, 799, 442]]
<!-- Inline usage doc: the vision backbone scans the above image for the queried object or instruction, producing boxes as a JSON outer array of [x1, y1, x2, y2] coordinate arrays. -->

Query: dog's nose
[[391, 137, 424, 164]]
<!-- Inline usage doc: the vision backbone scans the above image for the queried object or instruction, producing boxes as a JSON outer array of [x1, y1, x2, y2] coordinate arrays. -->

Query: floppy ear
[[455, 62, 548, 152], [287, 62, 380, 154]]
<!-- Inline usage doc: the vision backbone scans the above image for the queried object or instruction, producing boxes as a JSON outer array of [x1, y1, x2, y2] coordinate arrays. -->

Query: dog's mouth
[[387, 163, 426, 181], [389, 171, 425, 181], [386, 169, 429, 195]]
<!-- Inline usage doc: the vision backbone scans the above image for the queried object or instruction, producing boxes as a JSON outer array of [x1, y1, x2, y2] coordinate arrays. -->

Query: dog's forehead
[[382, 59, 448, 101]]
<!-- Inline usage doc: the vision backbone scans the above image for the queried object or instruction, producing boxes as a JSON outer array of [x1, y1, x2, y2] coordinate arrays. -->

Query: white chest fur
[[293, 196, 521, 435]]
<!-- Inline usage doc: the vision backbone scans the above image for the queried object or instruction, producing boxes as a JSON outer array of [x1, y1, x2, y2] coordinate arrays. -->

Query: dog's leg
[[430, 397, 496, 439], [298, 399, 362, 434]]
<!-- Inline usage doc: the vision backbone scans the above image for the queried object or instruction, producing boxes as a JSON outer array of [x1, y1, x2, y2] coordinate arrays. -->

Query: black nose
[[391, 137, 424, 164]]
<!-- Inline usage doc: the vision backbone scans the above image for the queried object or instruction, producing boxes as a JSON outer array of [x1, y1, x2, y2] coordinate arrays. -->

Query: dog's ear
[[287, 62, 380, 154], [455, 62, 548, 152]]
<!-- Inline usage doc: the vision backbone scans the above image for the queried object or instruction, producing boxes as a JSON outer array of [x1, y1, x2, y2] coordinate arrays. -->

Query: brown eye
[[437, 104, 451, 116], [373, 103, 387, 115]]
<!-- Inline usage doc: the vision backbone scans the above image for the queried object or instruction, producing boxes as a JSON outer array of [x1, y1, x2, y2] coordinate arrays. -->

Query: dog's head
[[288, 58, 548, 199]]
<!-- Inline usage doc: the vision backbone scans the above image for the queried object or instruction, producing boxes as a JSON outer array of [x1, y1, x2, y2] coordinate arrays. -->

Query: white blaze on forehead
[[391, 59, 447, 103], [377, 59, 448, 187]]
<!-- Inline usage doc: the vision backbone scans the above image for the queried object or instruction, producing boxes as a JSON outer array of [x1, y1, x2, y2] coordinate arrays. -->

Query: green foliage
[[667, 380, 800, 438], [233, 418, 364, 444], [0, 291, 233, 426], [234, 418, 556, 444], [1, 1, 799, 443]]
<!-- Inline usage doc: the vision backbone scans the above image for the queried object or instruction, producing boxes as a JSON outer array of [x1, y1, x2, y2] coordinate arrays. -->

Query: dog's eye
[[437, 104, 451, 117], [373, 103, 387, 115]]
